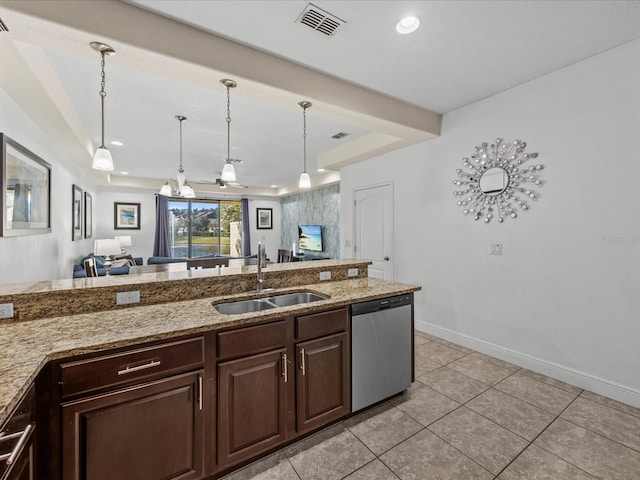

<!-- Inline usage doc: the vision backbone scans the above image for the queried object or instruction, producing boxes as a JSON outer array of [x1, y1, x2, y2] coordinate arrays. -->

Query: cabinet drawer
[[295, 308, 349, 342], [59, 336, 204, 398], [0, 384, 35, 480], [217, 320, 286, 360]]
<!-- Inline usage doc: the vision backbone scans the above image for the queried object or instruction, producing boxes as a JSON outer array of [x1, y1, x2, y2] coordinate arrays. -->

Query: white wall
[[248, 198, 281, 261], [341, 39, 640, 407], [0, 90, 97, 283]]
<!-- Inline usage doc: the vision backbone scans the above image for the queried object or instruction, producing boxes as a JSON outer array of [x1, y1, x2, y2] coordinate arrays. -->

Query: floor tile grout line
[[556, 412, 640, 456], [578, 390, 640, 420], [492, 391, 597, 479]]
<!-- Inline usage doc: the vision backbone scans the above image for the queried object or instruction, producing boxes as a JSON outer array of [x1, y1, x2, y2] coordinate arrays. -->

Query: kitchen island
[[0, 259, 420, 479]]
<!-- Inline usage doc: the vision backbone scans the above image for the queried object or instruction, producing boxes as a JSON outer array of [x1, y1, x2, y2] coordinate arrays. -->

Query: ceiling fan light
[[181, 183, 195, 198], [159, 181, 172, 196], [93, 147, 114, 171], [298, 172, 311, 189], [221, 162, 236, 182]]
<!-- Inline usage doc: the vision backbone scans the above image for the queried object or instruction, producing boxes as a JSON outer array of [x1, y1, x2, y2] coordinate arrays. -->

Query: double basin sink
[[214, 291, 328, 315]]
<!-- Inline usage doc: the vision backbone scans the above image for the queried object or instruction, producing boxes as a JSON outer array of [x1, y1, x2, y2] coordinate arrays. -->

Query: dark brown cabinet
[[214, 309, 351, 473], [0, 385, 35, 480], [61, 371, 204, 480], [217, 348, 288, 468], [295, 332, 349, 434], [55, 336, 207, 480]]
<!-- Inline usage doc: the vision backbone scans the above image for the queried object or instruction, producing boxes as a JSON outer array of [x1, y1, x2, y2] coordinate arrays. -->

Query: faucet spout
[[257, 241, 267, 291]]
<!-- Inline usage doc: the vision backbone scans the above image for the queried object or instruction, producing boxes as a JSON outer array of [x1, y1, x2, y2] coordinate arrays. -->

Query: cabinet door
[[217, 349, 287, 468], [62, 371, 204, 480], [296, 332, 350, 434]]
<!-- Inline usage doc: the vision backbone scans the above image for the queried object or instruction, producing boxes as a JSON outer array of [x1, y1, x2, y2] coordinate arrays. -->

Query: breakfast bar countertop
[[0, 277, 420, 425]]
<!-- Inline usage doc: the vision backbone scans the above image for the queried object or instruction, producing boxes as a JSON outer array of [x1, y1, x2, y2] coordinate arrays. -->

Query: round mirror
[[479, 167, 509, 196]]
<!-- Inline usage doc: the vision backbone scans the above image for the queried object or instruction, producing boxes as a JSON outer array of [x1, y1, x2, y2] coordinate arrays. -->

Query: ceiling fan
[[199, 177, 248, 189]]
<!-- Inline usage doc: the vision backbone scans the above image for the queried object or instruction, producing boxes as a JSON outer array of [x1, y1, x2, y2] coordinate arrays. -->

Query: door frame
[[352, 181, 394, 280]]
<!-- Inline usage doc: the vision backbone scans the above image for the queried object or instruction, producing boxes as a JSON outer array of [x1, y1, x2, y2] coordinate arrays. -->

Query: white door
[[353, 183, 393, 280]]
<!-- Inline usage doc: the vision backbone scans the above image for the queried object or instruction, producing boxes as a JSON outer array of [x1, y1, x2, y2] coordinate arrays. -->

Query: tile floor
[[221, 331, 640, 480]]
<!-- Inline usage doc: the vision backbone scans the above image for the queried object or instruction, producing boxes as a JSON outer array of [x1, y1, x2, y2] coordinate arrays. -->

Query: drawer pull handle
[[300, 348, 306, 376], [0, 424, 33, 466], [198, 375, 203, 411], [118, 360, 161, 376], [282, 353, 288, 383]]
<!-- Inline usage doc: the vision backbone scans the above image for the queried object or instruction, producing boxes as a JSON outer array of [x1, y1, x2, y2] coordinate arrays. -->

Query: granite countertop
[[0, 277, 420, 425]]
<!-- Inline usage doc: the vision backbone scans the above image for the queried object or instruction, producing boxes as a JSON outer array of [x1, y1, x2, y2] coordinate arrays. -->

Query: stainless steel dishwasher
[[351, 293, 414, 412]]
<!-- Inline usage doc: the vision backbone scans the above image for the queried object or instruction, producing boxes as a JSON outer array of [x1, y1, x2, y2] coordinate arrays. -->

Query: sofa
[[73, 254, 143, 278]]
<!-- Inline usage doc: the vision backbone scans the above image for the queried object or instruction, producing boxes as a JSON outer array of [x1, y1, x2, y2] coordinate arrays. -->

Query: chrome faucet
[[256, 241, 267, 291]]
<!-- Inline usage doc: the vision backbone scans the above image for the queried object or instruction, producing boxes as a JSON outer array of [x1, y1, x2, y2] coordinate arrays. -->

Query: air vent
[[296, 3, 346, 37], [332, 132, 350, 139], [0, 17, 8, 32]]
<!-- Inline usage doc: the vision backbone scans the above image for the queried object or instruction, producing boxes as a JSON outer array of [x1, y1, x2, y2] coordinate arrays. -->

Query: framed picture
[[114, 202, 140, 230], [256, 207, 273, 230], [72, 184, 83, 241], [84, 192, 93, 239], [1, 133, 51, 237]]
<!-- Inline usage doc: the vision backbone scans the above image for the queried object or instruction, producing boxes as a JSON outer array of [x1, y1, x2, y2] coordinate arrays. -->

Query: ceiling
[[2, 1, 640, 197]]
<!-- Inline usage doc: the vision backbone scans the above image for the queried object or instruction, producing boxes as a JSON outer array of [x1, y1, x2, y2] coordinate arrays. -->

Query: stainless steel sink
[[267, 292, 327, 307], [214, 291, 328, 314]]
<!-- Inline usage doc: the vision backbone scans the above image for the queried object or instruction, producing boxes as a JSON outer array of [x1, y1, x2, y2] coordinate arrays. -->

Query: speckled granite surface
[[0, 259, 370, 322], [0, 275, 420, 426]]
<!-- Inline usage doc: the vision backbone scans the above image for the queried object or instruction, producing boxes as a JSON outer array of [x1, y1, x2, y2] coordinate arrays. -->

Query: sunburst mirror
[[453, 138, 544, 223]]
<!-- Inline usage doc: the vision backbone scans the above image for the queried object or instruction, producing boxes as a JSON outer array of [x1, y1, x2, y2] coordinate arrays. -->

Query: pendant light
[[220, 79, 237, 182], [159, 115, 195, 198], [90, 42, 116, 171], [298, 101, 312, 189]]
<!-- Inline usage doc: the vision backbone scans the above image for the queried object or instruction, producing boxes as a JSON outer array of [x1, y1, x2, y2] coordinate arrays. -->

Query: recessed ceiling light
[[120, 171, 128, 175], [396, 16, 420, 34], [110, 140, 123, 146], [317, 168, 326, 172], [270, 184, 277, 188]]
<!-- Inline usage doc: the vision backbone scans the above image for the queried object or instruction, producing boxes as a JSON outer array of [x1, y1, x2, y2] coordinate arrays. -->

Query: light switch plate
[[0, 303, 14, 319], [319, 271, 331, 281], [490, 243, 503, 255], [116, 291, 140, 305]]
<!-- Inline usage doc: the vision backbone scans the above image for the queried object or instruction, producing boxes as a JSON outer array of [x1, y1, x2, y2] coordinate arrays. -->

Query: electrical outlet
[[116, 291, 140, 305], [0, 303, 14, 319], [490, 243, 503, 255], [319, 271, 331, 281], [348, 268, 358, 277]]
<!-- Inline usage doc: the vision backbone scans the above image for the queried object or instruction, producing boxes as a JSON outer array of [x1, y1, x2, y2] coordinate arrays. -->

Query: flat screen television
[[298, 225, 323, 252]]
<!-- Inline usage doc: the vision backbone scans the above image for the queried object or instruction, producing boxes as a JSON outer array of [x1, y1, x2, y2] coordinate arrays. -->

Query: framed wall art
[[1, 133, 51, 237], [256, 207, 273, 230], [72, 184, 83, 241], [84, 192, 93, 239], [114, 202, 140, 230]]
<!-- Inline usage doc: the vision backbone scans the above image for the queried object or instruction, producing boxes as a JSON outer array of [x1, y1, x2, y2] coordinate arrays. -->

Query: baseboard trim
[[416, 320, 640, 409]]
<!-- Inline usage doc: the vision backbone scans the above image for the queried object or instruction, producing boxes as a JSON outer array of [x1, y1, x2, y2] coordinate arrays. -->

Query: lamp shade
[[94, 238, 121, 256], [181, 183, 196, 198], [115, 235, 132, 247], [221, 162, 236, 182], [298, 172, 311, 189], [159, 181, 172, 196], [93, 147, 114, 171]]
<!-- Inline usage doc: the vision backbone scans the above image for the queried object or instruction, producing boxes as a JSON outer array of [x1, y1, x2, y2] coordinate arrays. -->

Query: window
[[168, 198, 242, 258]]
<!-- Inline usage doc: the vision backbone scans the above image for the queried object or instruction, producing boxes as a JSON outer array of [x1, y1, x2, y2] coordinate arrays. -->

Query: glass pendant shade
[[181, 182, 195, 198], [93, 147, 114, 171], [298, 172, 311, 189], [221, 162, 236, 182], [159, 181, 172, 196]]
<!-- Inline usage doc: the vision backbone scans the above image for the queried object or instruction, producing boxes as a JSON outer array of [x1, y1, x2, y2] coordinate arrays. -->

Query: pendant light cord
[[303, 106, 307, 173], [178, 116, 184, 174], [99, 52, 106, 149], [226, 84, 231, 163]]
